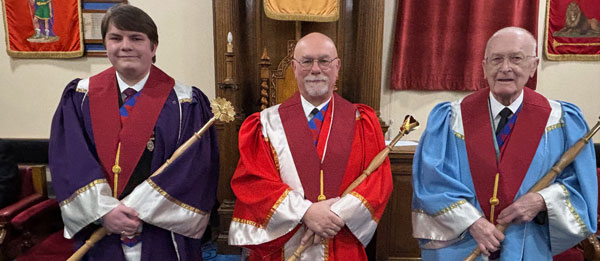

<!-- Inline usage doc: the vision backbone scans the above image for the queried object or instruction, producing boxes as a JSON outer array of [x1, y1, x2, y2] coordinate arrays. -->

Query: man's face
[[104, 22, 156, 78], [292, 38, 340, 104], [482, 33, 538, 103]]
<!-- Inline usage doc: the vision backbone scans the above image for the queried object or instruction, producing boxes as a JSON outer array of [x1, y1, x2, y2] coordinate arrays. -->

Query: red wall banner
[[2, 0, 83, 58], [545, 0, 600, 61]]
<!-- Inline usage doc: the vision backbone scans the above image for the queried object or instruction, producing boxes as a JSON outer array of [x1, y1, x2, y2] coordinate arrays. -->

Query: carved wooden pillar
[[259, 48, 271, 111], [354, 0, 388, 133], [213, 0, 244, 254]]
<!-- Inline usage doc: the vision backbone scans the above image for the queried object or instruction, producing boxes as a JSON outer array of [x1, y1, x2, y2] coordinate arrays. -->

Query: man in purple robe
[[48, 4, 218, 260]]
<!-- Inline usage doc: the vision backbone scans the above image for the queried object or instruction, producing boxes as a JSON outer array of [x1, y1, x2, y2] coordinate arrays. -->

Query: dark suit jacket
[[0, 139, 19, 209]]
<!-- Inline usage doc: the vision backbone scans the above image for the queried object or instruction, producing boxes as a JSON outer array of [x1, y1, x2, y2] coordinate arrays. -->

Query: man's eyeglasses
[[485, 53, 536, 66], [293, 57, 339, 71]]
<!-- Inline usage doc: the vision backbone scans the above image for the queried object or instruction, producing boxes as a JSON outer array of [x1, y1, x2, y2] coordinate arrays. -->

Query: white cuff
[[538, 183, 590, 255], [229, 190, 311, 245], [122, 180, 209, 239], [330, 192, 378, 246], [60, 179, 120, 238], [411, 199, 482, 243]]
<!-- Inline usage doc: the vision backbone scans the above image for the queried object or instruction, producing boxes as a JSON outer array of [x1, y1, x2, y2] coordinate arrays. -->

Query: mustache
[[304, 75, 328, 81]]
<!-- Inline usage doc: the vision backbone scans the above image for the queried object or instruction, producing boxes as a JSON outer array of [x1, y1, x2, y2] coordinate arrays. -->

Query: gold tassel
[[111, 142, 122, 198], [317, 169, 326, 201], [489, 173, 500, 224]]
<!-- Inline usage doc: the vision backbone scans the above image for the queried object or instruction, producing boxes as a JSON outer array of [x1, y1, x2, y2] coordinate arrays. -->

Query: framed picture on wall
[[82, 0, 127, 57]]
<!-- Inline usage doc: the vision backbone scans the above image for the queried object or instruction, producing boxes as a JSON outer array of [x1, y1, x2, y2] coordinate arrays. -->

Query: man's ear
[[481, 60, 488, 79], [529, 57, 539, 78]]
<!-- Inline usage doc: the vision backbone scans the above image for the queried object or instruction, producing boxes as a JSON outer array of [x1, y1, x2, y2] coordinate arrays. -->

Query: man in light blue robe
[[412, 27, 597, 261]]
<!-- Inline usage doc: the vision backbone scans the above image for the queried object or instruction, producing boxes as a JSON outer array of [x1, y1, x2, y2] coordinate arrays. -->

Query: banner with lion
[[545, 0, 600, 60]]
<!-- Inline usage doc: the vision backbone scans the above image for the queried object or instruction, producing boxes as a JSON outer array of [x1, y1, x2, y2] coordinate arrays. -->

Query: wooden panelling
[[376, 146, 421, 260]]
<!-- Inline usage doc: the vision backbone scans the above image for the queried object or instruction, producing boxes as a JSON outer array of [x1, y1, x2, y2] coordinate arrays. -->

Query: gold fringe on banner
[[263, 0, 339, 22]]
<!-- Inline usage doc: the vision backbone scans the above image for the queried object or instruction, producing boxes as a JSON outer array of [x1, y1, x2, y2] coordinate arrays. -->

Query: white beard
[[304, 76, 329, 97]]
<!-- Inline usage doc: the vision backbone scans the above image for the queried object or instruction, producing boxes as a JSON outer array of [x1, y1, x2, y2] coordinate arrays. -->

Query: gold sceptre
[[465, 116, 600, 261], [287, 115, 419, 261], [67, 97, 235, 261]]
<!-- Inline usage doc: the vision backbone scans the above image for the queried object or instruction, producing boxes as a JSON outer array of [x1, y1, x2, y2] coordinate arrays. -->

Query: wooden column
[[212, 0, 243, 254]]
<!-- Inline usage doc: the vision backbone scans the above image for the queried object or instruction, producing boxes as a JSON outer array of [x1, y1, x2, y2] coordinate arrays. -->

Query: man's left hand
[[496, 192, 547, 225]]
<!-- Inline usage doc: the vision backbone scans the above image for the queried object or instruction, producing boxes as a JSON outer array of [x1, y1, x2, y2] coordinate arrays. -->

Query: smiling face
[[105, 22, 157, 83], [482, 28, 539, 105], [292, 33, 341, 106]]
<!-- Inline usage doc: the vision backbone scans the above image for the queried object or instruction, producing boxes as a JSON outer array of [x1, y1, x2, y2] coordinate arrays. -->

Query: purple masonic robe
[[49, 66, 219, 260]]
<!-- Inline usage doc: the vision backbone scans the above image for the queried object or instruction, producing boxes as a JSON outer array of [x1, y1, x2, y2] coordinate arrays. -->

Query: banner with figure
[[2, 0, 83, 58], [545, 0, 600, 61]]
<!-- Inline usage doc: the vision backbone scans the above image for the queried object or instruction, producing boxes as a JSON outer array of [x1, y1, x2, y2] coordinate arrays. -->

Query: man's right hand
[[302, 197, 344, 239], [102, 203, 141, 236], [468, 217, 504, 256]]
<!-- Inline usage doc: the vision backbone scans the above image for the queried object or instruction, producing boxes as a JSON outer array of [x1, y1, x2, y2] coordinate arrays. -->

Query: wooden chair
[[0, 165, 67, 260], [259, 40, 299, 110]]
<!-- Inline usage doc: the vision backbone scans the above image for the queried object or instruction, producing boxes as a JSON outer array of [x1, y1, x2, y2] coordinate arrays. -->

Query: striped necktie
[[308, 107, 324, 146], [120, 88, 140, 124]]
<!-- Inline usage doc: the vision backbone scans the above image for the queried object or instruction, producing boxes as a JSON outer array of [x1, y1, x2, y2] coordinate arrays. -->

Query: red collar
[[461, 87, 550, 222], [89, 65, 174, 197], [279, 92, 356, 202]]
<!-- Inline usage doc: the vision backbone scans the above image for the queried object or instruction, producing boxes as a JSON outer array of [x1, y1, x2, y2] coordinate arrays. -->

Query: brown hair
[[101, 4, 158, 62]]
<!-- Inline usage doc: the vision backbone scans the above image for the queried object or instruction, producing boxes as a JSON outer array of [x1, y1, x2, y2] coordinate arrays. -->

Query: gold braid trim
[[546, 123, 565, 132], [179, 98, 192, 104], [59, 179, 107, 207], [561, 184, 588, 233], [324, 239, 330, 261], [266, 137, 281, 172], [231, 217, 261, 228], [350, 191, 379, 223], [146, 179, 207, 215], [232, 189, 291, 229], [412, 199, 468, 217], [75, 88, 88, 93], [454, 132, 465, 140], [263, 189, 290, 227]]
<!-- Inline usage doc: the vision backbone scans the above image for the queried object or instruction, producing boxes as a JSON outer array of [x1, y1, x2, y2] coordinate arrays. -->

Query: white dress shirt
[[300, 95, 332, 121], [116, 71, 150, 100], [489, 90, 523, 132]]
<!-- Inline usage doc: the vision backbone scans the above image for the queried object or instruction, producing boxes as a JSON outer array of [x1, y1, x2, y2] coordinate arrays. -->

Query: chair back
[[260, 40, 299, 110], [17, 166, 47, 199]]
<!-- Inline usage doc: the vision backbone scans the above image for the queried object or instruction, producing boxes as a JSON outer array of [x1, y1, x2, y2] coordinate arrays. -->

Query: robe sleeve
[[411, 102, 483, 249], [121, 87, 219, 239], [329, 104, 393, 246], [228, 113, 312, 255], [537, 101, 597, 255], [49, 79, 120, 239]]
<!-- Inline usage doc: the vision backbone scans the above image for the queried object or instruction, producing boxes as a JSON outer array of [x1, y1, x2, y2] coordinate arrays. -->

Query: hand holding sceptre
[[287, 115, 419, 261], [67, 97, 236, 261], [464, 117, 600, 261]]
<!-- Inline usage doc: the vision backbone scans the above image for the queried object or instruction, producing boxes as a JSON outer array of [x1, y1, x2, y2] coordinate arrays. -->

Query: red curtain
[[390, 0, 539, 91]]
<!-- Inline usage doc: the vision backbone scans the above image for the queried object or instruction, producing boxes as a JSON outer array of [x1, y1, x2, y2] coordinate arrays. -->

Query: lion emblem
[[554, 1, 600, 37]]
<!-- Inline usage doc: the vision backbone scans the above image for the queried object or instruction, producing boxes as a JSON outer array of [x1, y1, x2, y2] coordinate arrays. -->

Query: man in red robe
[[228, 32, 393, 260]]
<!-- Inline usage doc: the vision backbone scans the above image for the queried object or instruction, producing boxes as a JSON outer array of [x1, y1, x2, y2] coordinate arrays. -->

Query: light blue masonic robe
[[412, 87, 597, 261]]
